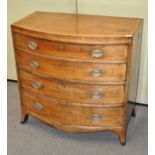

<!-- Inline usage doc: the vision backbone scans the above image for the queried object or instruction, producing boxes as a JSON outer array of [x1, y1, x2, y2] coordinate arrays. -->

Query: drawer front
[[14, 33, 128, 62], [19, 70, 124, 106], [16, 50, 126, 82], [21, 90, 124, 127]]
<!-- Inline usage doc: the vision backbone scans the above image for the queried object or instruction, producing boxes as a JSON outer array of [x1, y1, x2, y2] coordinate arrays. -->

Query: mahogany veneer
[[11, 12, 143, 145]]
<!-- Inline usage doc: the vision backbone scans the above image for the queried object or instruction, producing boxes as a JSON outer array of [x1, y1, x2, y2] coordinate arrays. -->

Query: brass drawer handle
[[27, 40, 38, 50], [29, 60, 39, 68], [91, 114, 103, 121], [90, 49, 104, 58], [34, 102, 43, 110], [91, 69, 103, 77], [32, 81, 42, 89], [91, 91, 103, 99]]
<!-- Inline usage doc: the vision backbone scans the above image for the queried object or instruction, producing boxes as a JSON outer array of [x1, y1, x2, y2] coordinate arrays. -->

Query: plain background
[[7, 0, 148, 104]]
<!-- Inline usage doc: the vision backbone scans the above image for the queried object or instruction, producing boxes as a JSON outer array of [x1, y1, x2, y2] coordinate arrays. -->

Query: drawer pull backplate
[[34, 102, 43, 110], [91, 114, 103, 121], [29, 60, 39, 68], [27, 40, 38, 50], [32, 82, 42, 89], [91, 91, 103, 99], [91, 69, 103, 77], [91, 49, 104, 58]]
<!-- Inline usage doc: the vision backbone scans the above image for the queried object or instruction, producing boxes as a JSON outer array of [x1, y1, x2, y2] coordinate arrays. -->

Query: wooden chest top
[[11, 12, 143, 44]]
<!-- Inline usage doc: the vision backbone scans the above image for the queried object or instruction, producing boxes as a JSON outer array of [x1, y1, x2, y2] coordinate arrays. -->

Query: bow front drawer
[[14, 33, 128, 63], [19, 70, 124, 106], [16, 50, 126, 82], [21, 90, 124, 127]]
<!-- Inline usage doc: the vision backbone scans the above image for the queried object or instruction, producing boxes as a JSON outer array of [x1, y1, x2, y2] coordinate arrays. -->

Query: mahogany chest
[[11, 12, 143, 145]]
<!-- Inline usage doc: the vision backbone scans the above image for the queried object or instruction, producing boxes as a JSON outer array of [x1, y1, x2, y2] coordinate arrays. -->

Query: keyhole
[[59, 45, 64, 51], [59, 63, 64, 69], [60, 81, 65, 88]]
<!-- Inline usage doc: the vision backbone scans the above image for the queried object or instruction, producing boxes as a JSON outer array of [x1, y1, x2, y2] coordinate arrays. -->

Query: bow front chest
[[11, 12, 143, 145]]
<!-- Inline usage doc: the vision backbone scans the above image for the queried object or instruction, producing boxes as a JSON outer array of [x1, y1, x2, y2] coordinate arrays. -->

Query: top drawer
[[13, 33, 128, 63]]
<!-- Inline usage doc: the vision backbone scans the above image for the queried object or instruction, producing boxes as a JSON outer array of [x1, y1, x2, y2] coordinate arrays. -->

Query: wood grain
[[19, 69, 124, 106], [16, 50, 127, 82], [11, 12, 142, 44], [14, 33, 128, 63], [21, 90, 124, 127]]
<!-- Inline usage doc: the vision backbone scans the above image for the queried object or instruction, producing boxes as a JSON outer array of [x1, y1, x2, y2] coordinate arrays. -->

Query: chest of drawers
[[11, 12, 143, 145]]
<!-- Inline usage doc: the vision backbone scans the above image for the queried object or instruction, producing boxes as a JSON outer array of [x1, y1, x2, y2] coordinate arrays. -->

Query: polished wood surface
[[19, 70, 124, 106], [21, 90, 124, 127], [16, 50, 126, 82], [11, 12, 143, 145], [14, 33, 128, 63], [11, 12, 142, 44], [12, 12, 141, 36]]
